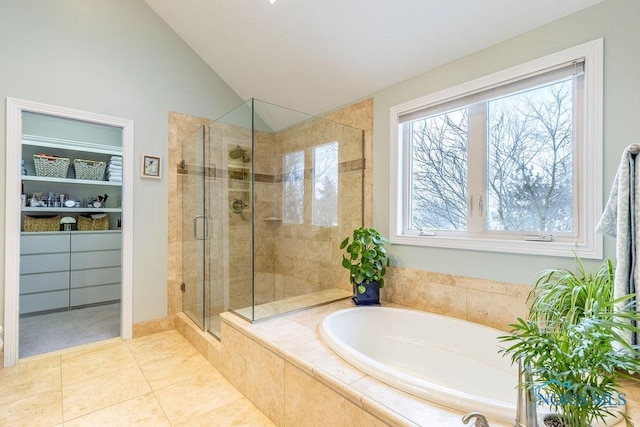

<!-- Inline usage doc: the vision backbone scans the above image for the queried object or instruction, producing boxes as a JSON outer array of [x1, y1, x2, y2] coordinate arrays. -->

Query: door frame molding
[[3, 97, 134, 367]]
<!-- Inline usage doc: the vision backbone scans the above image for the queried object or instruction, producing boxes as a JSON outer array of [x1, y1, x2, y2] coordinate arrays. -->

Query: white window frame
[[389, 39, 603, 258]]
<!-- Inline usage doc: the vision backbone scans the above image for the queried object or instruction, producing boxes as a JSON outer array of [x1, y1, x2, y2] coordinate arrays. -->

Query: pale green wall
[[1, 0, 637, 330], [0, 0, 243, 326], [372, 0, 640, 285]]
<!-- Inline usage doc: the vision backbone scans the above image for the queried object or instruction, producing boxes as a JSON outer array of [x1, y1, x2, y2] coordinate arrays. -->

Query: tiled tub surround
[[176, 298, 640, 426], [177, 300, 507, 426], [381, 266, 532, 331]]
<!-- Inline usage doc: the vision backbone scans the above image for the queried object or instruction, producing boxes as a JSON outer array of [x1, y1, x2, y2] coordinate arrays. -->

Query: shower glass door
[[181, 125, 208, 329]]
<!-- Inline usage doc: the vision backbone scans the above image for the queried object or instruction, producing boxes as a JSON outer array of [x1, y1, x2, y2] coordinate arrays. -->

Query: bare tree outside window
[[313, 142, 338, 226], [283, 150, 304, 224], [393, 41, 602, 257], [486, 80, 573, 233], [409, 79, 574, 235], [410, 108, 468, 230]]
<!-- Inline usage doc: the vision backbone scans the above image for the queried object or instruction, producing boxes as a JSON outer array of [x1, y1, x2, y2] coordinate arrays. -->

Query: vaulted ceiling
[[144, 0, 606, 116]]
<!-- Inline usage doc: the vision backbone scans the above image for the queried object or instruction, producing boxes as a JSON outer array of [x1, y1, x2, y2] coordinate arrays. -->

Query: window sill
[[390, 234, 602, 259]]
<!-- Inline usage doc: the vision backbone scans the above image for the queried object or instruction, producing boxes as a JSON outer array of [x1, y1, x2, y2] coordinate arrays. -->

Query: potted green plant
[[500, 256, 640, 427], [340, 227, 390, 305]]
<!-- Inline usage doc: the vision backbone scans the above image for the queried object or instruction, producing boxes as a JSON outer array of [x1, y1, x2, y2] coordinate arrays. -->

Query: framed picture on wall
[[141, 154, 161, 179]]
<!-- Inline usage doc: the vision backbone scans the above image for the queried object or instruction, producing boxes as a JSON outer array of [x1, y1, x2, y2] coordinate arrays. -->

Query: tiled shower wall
[[268, 117, 365, 300]]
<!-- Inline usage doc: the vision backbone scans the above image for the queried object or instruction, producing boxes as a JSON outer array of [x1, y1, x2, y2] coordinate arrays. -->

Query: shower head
[[229, 145, 251, 163]]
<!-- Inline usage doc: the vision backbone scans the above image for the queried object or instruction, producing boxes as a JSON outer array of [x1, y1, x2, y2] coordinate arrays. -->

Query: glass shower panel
[[181, 125, 207, 330], [179, 98, 365, 335], [238, 99, 364, 322], [209, 100, 256, 327], [206, 121, 225, 337]]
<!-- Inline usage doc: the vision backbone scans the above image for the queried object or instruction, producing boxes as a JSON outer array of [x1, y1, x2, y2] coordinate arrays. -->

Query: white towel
[[596, 144, 640, 345]]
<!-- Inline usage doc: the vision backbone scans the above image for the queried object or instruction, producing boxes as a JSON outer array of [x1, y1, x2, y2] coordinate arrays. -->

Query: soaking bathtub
[[319, 306, 516, 421], [319, 306, 624, 425]]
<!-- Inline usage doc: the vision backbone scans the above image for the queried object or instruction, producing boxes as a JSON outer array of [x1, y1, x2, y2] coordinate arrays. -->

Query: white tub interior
[[319, 306, 624, 425]]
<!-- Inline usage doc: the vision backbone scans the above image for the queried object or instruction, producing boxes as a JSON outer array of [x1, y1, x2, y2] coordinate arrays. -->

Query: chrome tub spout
[[462, 412, 490, 427], [515, 357, 538, 427]]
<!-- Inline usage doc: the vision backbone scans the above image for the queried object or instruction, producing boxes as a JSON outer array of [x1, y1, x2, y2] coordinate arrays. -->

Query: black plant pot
[[352, 281, 380, 305], [543, 414, 566, 427]]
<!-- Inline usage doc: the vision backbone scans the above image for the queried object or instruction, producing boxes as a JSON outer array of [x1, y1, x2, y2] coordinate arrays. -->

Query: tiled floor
[[0, 330, 275, 426]]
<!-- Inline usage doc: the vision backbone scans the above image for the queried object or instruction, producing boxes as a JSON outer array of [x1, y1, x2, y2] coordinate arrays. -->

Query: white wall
[[0, 0, 243, 326], [372, 0, 640, 285]]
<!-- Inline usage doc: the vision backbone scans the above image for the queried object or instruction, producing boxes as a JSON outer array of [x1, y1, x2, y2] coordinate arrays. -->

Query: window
[[283, 150, 304, 224], [313, 142, 339, 226], [389, 39, 603, 258]]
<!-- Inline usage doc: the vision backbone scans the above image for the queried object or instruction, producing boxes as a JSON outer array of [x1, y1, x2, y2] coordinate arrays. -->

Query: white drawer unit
[[20, 231, 122, 314], [70, 266, 121, 288], [20, 291, 69, 315], [71, 284, 120, 307], [71, 250, 121, 270], [71, 232, 121, 252], [21, 233, 70, 255], [20, 271, 69, 294], [20, 252, 70, 275]]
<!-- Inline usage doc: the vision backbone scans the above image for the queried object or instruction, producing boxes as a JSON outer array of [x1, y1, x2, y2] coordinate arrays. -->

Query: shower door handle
[[194, 215, 209, 240]]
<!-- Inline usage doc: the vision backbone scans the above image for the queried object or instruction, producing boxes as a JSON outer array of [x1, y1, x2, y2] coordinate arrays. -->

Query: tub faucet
[[515, 357, 538, 427], [462, 412, 489, 427]]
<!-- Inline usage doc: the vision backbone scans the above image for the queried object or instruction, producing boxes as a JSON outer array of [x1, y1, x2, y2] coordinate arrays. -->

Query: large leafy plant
[[500, 257, 640, 427], [340, 227, 390, 294]]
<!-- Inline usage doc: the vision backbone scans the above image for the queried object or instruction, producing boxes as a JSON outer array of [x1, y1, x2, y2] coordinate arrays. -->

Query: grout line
[[130, 340, 173, 425], [59, 354, 66, 423]]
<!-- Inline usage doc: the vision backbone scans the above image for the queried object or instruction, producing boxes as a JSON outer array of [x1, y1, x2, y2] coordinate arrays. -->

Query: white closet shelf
[[22, 207, 122, 213], [23, 134, 122, 156], [22, 175, 122, 186]]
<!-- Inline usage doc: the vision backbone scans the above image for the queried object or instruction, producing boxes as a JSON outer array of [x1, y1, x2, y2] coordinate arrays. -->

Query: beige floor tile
[[55, 338, 122, 361], [0, 355, 61, 405], [61, 341, 138, 385], [126, 329, 193, 365], [63, 392, 170, 426], [0, 353, 60, 378], [173, 396, 276, 427], [0, 389, 63, 426], [62, 365, 151, 420], [154, 370, 245, 424], [138, 347, 215, 390]]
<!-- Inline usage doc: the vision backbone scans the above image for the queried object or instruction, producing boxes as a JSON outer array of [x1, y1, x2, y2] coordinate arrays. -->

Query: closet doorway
[[3, 98, 134, 367]]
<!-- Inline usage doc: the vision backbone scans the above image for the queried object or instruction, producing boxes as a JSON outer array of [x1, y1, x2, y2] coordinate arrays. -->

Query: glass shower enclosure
[[180, 99, 365, 337]]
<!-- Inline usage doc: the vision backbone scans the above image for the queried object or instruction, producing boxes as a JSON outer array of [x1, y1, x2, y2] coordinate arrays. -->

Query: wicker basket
[[23, 215, 61, 232], [77, 215, 109, 231], [74, 159, 107, 181], [33, 155, 70, 178]]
